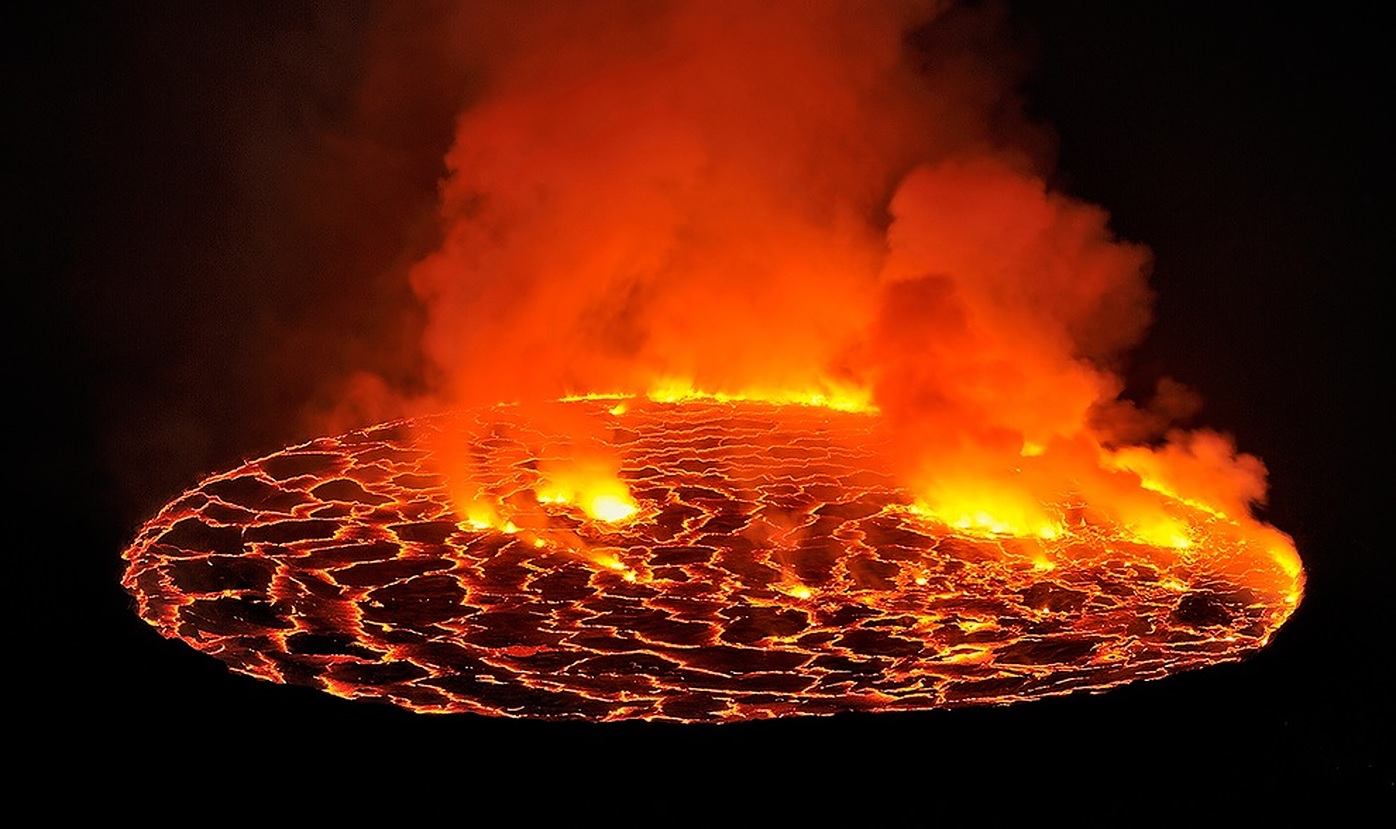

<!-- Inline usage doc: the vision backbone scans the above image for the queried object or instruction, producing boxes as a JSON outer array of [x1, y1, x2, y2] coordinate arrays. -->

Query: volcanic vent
[[122, 398, 1300, 721]]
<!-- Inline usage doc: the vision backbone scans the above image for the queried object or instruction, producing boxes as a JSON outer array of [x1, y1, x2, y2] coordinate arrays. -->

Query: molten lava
[[122, 398, 1300, 721], [120, 0, 1304, 722]]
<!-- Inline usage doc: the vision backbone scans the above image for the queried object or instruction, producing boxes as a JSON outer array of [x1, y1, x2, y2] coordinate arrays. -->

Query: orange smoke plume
[[396, 0, 1297, 588]]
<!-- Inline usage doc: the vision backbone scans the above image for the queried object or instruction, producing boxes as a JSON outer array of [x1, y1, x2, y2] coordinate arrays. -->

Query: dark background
[[10, 1, 1388, 804]]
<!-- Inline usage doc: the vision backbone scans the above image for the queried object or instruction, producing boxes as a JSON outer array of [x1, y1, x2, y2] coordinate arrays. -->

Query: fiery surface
[[122, 399, 1300, 721]]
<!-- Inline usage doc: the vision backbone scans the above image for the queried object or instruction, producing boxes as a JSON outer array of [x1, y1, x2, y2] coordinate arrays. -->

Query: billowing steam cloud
[[358, 0, 1294, 577], [412, 1, 1049, 404]]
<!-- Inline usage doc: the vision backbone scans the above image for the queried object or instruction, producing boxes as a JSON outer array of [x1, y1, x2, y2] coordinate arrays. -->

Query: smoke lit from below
[[120, 1, 1302, 719]]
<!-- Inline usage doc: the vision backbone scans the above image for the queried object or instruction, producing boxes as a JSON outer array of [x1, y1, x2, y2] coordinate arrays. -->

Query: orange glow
[[122, 400, 1302, 720], [585, 492, 638, 523], [119, 2, 1306, 721], [392, 1, 1301, 609], [535, 457, 638, 523], [904, 488, 1062, 541], [645, 378, 875, 413]]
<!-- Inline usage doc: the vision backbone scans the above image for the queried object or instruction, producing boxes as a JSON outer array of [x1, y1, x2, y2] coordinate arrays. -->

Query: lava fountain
[[120, 1, 1302, 719]]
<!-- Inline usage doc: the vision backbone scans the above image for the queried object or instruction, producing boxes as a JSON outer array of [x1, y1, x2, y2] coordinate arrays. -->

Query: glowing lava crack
[[122, 400, 1300, 721]]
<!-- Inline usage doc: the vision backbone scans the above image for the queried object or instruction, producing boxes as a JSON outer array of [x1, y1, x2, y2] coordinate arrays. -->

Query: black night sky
[[10, 1, 1389, 805]]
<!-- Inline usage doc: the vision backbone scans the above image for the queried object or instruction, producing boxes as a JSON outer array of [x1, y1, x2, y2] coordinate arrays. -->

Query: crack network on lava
[[122, 399, 1300, 721]]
